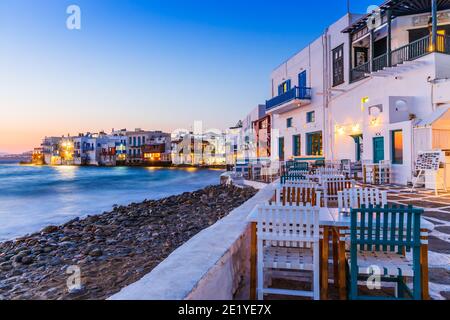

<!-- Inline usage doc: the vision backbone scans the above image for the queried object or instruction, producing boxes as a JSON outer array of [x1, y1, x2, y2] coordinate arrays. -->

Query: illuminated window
[[391, 130, 403, 164]]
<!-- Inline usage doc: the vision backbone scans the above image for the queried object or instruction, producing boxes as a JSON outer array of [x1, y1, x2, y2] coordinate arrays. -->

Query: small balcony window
[[306, 111, 315, 123]]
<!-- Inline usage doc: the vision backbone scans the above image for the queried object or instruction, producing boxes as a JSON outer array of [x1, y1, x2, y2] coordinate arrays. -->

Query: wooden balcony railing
[[350, 35, 450, 83]]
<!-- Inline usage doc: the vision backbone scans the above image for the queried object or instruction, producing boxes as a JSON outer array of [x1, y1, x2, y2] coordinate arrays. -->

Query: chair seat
[[346, 251, 414, 277], [264, 246, 314, 271]]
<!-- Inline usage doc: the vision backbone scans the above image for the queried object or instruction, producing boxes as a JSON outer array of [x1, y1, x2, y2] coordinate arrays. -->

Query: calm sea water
[[0, 161, 223, 241]]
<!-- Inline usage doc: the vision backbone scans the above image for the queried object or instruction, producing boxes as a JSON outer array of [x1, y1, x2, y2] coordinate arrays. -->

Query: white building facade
[[266, 0, 450, 185]]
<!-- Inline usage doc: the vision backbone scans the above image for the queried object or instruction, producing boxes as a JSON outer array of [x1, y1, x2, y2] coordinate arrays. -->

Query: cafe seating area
[[244, 160, 434, 300]]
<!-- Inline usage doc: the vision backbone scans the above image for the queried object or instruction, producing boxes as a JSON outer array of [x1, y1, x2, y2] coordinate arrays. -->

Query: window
[[287, 118, 293, 128], [293, 135, 301, 157], [306, 131, 323, 156], [133, 137, 136, 146], [391, 130, 403, 164], [143, 136, 146, 144], [138, 137, 141, 146], [278, 80, 291, 95], [332, 44, 344, 86], [306, 111, 315, 123]]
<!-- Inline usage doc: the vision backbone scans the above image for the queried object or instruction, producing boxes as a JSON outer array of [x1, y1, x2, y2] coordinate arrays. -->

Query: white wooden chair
[[314, 167, 342, 176], [276, 183, 323, 207], [256, 204, 320, 300], [321, 177, 356, 207], [251, 164, 262, 181], [338, 188, 388, 211]]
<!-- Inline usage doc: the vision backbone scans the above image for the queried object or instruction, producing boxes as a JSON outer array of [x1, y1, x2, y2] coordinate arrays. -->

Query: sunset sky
[[0, 0, 376, 153]]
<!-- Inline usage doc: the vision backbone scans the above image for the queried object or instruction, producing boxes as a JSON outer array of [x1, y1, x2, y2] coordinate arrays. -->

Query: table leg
[[321, 226, 330, 300], [420, 241, 430, 300], [250, 222, 257, 300], [338, 230, 347, 300], [332, 230, 339, 288]]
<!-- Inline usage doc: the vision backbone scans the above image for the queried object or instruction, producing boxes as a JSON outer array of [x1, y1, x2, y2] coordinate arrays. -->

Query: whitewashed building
[[266, 0, 450, 185]]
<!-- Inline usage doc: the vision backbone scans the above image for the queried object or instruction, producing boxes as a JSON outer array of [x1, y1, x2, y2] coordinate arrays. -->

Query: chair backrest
[[257, 204, 320, 247], [286, 161, 309, 173], [276, 184, 322, 207], [350, 205, 423, 253], [338, 188, 388, 211], [315, 167, 342, 176], [322, 177, 355, 196]]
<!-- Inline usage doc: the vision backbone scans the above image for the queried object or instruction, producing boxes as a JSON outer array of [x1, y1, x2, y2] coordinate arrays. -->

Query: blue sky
[[0, 0, 378, 152]]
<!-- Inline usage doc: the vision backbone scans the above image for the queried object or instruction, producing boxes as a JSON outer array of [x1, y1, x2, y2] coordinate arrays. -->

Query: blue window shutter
[[278, 84, 282, 95], [287, 80, 291, 90]]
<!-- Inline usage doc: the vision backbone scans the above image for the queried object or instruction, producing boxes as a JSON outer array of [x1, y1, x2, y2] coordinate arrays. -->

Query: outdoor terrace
[[109, 163, 449, 300]]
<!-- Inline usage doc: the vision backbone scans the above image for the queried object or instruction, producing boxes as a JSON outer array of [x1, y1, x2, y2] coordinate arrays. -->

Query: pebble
[[0, 185, 257, 300]]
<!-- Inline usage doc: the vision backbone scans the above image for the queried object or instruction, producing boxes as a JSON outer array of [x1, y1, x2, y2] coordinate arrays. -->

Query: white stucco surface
[[108, 182, 276, 300]]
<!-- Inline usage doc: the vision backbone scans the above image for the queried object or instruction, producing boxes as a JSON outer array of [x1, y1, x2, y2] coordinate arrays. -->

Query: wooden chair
[[235, 164, 250, 179], [322, 177, 356, 206], [276, 184, 323, 207], [346, 205, 423, 300], [256, 204, 321, 300], [338, 188, 388, 211]]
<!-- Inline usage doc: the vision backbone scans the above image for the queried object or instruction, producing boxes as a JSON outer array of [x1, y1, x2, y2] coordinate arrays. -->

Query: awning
[[343, 0, 450, 34], [415, 106, 450, 128]]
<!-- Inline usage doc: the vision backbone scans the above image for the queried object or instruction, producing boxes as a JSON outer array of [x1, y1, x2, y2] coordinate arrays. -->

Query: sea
[[0, 160, 223, 241]]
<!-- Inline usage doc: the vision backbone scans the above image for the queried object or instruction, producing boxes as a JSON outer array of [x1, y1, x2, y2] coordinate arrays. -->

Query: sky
[[0, 0, 378, 153]]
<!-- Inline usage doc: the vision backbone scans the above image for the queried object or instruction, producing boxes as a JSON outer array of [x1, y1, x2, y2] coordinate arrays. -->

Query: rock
[[89, 249, 103, 257], [21, 256, 34, 265], [0, 262, 13, 271], [41, 226, 59, 234]]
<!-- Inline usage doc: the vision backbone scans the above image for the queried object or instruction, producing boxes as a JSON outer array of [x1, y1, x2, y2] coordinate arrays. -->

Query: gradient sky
[[0, 0, 378, 153]]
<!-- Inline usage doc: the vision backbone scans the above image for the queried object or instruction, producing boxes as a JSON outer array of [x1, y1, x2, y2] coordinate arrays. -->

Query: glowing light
[[352, 124, 361, 134], [361, 96, 369, 111]]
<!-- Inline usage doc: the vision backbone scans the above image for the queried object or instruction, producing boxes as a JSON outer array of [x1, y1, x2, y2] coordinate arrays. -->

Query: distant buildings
[[35, 128, 173, 167]]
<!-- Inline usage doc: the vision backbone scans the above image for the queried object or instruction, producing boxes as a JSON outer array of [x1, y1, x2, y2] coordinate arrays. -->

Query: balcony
[[266, 86, 312, 114], [350, 35, 450, 83]]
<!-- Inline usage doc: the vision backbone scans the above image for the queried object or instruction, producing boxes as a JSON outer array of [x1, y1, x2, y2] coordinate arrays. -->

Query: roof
[[415, 106, 450, 127], [343, 0, 450, 34]]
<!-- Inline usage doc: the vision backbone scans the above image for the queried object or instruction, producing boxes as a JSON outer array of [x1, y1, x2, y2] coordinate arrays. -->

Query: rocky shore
[[0, 185, 257, 300]]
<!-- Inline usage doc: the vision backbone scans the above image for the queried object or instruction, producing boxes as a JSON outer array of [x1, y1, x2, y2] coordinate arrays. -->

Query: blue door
[[298, 71, 307, 98], [373, 137, 385, 164], [279, 137, 285, 161]]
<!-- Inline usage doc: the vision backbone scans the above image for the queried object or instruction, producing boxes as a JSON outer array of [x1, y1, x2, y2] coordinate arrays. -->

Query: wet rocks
[[0, 184, 257, 300]]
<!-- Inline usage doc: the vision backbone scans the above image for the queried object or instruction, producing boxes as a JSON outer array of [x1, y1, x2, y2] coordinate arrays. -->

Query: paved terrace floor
[[266, 184, 450, 300]]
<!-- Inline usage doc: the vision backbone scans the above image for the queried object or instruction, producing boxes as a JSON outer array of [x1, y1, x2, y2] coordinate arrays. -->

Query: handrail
[[372, 53, 388, 72], [391, 35, 430, 66]]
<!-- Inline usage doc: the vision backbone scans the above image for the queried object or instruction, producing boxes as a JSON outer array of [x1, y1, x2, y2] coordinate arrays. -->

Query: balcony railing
[[372, 53, 388, 72], [350, 35, 450, 83], [350, 61, 370, 82], [266, 86, 312, 111]]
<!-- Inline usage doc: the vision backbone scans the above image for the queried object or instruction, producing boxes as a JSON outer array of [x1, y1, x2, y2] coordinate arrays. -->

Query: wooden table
[[329, 208, 434, 300], [248, 206, 434, 300], [247, 207, 336, 300]]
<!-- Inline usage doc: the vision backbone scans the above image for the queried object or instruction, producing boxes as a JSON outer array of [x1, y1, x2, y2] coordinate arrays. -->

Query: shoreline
[[0, 184, 257, 300]]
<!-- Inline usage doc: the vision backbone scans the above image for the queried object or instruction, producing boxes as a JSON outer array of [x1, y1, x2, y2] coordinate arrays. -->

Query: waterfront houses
[[36, 129, 172, 167], [257, 0, 450, 185], [126, 129, 172, 165]]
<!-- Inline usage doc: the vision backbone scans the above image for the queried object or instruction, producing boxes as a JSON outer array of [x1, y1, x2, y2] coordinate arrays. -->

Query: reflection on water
[[0, 164, 223, 241]]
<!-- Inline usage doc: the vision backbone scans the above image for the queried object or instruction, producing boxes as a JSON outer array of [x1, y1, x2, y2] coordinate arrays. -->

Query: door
[[298, 71, 307, 98], [278, 137, 285, 161], [373, 137, 385, 164], [293, 135, 301, 157]]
